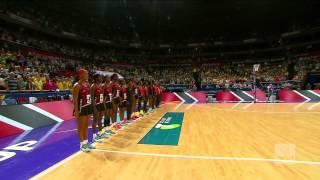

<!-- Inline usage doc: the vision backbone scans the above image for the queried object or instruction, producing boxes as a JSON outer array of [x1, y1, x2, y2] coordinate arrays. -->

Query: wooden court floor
[[33, 103, 320, 180]]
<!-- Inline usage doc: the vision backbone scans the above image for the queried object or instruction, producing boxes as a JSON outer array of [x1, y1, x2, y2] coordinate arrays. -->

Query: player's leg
[[79, 115, 91, 152], [111, 101, 117, 123], [92, 109, 103, 143], [127, 98, 132, 120], [138, 97, 142, 112], [76, 116, 84, 149], [119, 103, 125, 122], [156, 95, 161, 107], [97, 104, 105, 138], [83, 115, 95, 149], [153, 95, 156, 109], [143, 97, 148, 112], [131, 97, 137, 113], [103, 108, 110, 128], [149, 96, 154, 111], [97, 111, 103, 137], [111, 101, 121, 130], [103, 103, 115, 135]]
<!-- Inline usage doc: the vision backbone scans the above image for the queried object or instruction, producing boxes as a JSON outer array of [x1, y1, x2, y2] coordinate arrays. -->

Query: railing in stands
[[163, 80, 302, 95], [0, 90, 71, 105]]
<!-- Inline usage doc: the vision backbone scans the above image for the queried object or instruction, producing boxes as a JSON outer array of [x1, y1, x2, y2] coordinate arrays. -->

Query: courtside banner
[[139, 112, 184, 146]]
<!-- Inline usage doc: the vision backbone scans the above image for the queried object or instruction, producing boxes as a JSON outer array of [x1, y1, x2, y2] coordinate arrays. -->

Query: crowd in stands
[[0, 49, 74, 91], [1, 43, 320, 91], [0, 13, 320, 92], [1, 41, 320, 92]]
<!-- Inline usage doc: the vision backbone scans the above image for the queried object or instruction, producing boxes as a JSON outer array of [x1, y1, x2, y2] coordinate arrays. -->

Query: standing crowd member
[[72, 70, 163, 153]]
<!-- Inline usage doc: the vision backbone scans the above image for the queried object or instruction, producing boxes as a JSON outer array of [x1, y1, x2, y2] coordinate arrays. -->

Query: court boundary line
[[93, 149, 320, 166]]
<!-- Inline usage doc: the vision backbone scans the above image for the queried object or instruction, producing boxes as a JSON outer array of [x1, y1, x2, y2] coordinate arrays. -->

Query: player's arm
[[72, 83, 80, 118]]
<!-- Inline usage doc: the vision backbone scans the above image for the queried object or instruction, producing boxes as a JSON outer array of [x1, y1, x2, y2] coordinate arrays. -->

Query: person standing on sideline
[[72, 69, 94, 152]]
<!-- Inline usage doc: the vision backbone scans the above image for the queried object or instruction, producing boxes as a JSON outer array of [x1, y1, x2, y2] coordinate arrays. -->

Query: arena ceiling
[[4, 0, 320, 43]]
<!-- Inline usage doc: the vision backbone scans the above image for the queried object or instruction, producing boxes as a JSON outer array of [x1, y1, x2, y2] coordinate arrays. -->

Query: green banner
[[138, 112, 184, 146]]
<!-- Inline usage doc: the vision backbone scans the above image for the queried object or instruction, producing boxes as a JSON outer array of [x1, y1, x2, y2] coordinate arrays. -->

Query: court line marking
[[308, 102, 320, 110], [294, 102, 307, 111], [93, 149, 320, 166], [30, 151, 82, 180]]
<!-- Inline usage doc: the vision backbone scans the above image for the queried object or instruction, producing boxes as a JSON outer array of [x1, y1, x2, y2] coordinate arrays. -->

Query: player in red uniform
[[126, 79, 134, 120], [119, 79, 128, 124], [90, 74, 105, 143], [111, 74, 121, 129], [143, 81, 149, 112], [72, 69, 93, 152], [131, 79, 138, 116], [148, 80, 155, 110], [102, 75, 115, 135], [137, 80, 145, 112], [153, 80, 161, 108]]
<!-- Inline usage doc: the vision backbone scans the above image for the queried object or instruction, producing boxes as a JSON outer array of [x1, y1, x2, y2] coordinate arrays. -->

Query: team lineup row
[[72, 69, 162, 152]]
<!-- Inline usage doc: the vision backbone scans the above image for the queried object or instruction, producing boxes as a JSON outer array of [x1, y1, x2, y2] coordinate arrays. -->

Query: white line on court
[[242, 102, 254, 110], [173, 101, 185, 111], [30, 151, 82, 180], [93, 149, 320, 166], [293, 102, 307, 111], [231, 102, 242, 109], [308, 102, 320, 110]]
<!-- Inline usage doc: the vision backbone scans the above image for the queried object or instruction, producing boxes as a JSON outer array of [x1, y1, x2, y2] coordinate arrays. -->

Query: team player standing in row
[[72, 68, 162, 152]]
